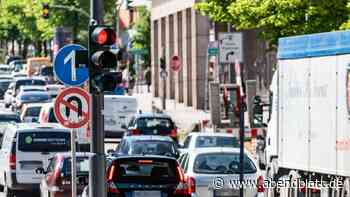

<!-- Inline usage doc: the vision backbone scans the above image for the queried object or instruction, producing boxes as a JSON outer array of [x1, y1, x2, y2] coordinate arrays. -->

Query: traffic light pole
[[89, 1, 106, 197], [239, 97, 245, 197]]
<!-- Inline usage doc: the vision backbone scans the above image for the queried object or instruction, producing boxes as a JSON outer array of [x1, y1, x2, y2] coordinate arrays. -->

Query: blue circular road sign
[[54, 44, 88, 86]]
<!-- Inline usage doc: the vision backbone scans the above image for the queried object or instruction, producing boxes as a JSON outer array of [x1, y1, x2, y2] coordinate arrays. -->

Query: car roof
[[7, 123, 68, 132], [0, 111, 19, 116], [113, 155, 177, 161], [134, 112, 172, 119], [15, 77, 45, 81], [56, 152, 94, 158], [188, 132, 237, 137], [20, 85, 46, 90], [23, 103, 46, 108], [123, 135, 174, 142], [19, 91, 49, 96]]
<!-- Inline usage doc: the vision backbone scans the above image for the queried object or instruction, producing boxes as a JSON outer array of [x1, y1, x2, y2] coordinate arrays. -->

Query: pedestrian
[[145, 67, 151, 93]]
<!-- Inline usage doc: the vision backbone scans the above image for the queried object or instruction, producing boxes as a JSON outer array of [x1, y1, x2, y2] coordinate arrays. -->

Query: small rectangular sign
[[219, 33, 243, 63]]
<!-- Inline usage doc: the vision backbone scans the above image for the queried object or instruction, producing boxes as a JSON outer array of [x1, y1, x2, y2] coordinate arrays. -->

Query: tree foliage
[[195, 0, 349, 47], [132, 6, 151, 66]]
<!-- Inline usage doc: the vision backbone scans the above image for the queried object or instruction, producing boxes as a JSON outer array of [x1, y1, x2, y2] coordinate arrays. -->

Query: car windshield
[[0, 114, 20, 123], [41, 67, 53, 76], [0, 81, 11, 91], [18, 132, 70, 152], [137, 117, 174, 132], [16, 80, 46, 90], [112, 158, 178, 184], [195, 136, 239, 148], [131, 140, 177, 156], [20, 93, 50, 101], [193, 153, 257, 174], [49, 108, 58, 123], [25, 106, 42, 117], [63, 157, 90, 175]]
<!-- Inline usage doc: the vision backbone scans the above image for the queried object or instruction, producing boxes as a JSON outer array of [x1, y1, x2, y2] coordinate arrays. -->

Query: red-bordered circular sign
[[54, 87, 90, 129], [170, 55, 181, 72]]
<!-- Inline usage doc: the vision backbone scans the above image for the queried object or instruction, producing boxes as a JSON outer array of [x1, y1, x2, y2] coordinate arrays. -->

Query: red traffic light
[[92, 27, 116, 45]]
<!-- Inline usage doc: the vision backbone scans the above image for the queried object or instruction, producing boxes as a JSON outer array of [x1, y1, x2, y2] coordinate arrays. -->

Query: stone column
[[158, 18, 165, 99], [182, 10, 189, 106], [192, 9, 210, 109], [169, 15, 175, 99], [177, 12, 184, 103], [173, 13, 180, 102], [151, 20, 159, 97]]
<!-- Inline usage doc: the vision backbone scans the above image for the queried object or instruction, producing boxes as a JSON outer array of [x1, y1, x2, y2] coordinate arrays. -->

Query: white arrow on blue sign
[[53, 44, 89, 86]]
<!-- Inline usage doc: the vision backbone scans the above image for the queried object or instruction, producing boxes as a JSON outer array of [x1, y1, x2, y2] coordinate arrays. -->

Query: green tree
[[195, 0, 349, 47], [132, 6, 151, 67]]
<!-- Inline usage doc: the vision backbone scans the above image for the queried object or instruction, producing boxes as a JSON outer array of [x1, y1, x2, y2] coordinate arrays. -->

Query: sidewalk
[[133, 86, 210, 133]]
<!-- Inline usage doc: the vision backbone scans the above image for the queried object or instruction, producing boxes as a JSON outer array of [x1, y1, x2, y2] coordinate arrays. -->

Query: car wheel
[[4, 184, 14, 197]]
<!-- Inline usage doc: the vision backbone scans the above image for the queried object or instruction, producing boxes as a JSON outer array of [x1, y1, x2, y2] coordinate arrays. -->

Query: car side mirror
[[35, 167, 46, 174], [175, 151, 180, 159], [121, 124, 127, 129]]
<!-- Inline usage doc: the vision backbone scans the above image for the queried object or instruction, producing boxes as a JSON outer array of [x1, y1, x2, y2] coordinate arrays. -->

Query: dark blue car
[[15, 91, 51, 110]]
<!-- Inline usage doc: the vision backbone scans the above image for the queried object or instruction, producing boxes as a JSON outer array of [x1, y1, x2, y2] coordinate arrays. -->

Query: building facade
[[151, 0, 276, 110]]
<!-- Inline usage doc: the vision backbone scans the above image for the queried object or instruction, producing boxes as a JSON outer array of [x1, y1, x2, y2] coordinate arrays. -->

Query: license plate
[[134, 191, 161, 197]]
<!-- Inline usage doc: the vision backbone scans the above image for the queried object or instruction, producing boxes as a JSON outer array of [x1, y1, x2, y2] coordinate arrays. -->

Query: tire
[[4, 184, 14, 197]]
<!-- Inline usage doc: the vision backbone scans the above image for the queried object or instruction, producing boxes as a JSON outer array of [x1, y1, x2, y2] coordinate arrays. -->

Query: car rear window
[[111, 158, 178, 184], [195, 136, 239, 148], [49, 108, 58, 123], [131, 140, 177, 156], [18, 132, 70, 152], [26, 107, 42, 117], [136, 118, 174, 132], [0, 115, 20, 123], [194, 153, 257, 174], [63, 157, 90, 175], [16, 80, 46, 90]]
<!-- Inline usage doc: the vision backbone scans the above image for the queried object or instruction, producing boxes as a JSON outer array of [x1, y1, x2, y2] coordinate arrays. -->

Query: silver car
[[178, 147, 264, 197]]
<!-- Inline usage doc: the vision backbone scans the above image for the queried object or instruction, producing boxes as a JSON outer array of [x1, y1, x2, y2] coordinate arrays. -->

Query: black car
[[114, 135, 180, 158], [126, 112, 178, 142], [0, 111, 21, 123], [106, 155, 191, 197], [0, 79, 12, 99]]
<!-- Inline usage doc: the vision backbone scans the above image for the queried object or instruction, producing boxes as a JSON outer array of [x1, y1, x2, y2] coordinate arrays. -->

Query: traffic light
[[89, 25, 119, 93], [42, 3, 49, 19]]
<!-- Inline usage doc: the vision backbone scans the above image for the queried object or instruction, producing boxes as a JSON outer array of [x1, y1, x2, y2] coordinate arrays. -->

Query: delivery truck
[[265, 30, 350, 197]]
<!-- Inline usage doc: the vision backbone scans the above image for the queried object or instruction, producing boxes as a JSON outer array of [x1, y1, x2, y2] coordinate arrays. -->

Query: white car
[[178, 147, 264, 197], [179, 132, 240, 153], [19, 85, 46, 93], [0, 123, 71, 197], [45, 84, 65, 98], [20, 103, 45, 122]]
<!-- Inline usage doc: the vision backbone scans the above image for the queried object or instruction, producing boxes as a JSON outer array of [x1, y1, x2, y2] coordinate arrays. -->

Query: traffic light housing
[[160, 56, 166, 70], [42, 3, 49, 19], [88, 25, 118, 93]]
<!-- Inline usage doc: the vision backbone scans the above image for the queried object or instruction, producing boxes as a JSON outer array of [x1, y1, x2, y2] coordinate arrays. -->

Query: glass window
[[25, 107, 42, 117], [130, 140, 177, 156], [47, 157, 57, 173], [136, 118, 174, 133], [112, 158, 177, 184], [18, 132, 70, 152], [0, 115, 20, 123], [49, 109, 58, 123], [195, 136, 239, 148], [193, 153, 256, 174], [63, 157, 90, 175], [183, 136, 192, 148]]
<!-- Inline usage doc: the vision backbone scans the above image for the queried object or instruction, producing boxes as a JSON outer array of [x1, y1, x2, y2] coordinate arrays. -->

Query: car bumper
[[6, 172, 40, 191]]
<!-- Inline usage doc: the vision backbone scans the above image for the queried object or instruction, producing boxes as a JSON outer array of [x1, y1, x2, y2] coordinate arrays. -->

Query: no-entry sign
[[54, 87, 90, 129]]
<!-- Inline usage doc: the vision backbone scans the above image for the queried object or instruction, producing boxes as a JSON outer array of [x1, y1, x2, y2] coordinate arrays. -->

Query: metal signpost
[[54, 87, 91, 197]]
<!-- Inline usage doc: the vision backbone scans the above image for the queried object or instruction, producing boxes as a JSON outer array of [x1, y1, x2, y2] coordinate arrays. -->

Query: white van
[[0, 123, 71, 196], [104, 95, 138, 138]]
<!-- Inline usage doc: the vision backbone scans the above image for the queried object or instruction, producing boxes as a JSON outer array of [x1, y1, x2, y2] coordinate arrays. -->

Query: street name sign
[[218, 33, 243, 63]]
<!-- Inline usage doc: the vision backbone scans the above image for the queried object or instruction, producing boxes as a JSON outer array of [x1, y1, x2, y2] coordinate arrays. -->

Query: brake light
[[9, 154, 16, 170], [131, 129, 140, 135], [174, 165, 196, 195], [108, 165, 116, 181], [170, 129, 177, 138], [107, 181, 120, 194], [138, 160, 153, 164], [257, 175, 265, 192]]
